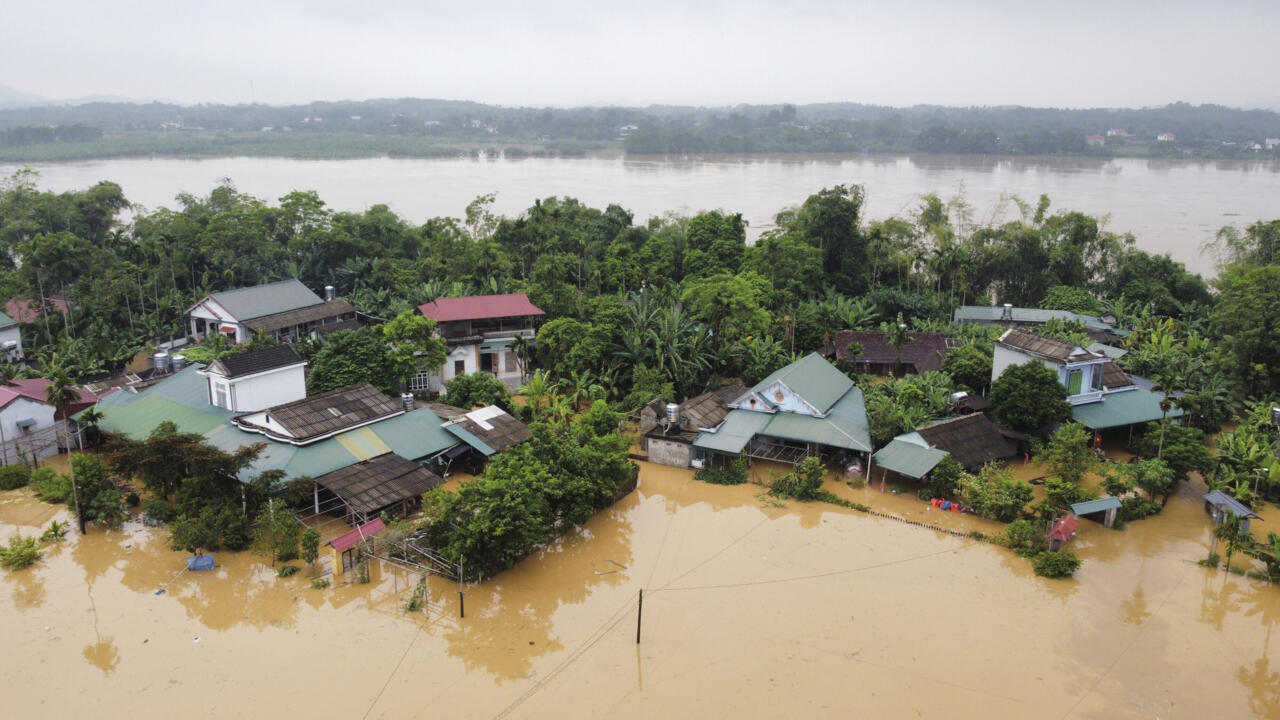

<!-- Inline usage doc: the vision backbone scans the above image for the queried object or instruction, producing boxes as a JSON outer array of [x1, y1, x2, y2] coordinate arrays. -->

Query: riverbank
[[1, 459, 1276, 718]]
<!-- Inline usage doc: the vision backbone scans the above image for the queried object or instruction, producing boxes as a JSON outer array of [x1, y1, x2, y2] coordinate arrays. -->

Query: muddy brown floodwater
[[2, 460, 1279, 718]]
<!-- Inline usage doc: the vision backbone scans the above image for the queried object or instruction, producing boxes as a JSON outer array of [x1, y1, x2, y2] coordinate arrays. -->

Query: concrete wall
[[0, 398, 59, 464], [227, 365, 307, 411], [648, 438, 691, 468]]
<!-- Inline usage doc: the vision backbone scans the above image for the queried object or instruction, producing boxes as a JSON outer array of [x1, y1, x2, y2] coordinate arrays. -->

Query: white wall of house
[[189, 302, 251, 343], [426, 343, 522, 394], [0, 325, 23, 363], [0, 397, 59, 463], [992, 345, 1105, 403], [206, 364, 306, 412], [233, 410, 296, 438]]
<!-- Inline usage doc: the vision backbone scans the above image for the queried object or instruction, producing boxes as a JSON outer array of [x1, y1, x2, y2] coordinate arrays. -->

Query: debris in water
[[193, 636, 200, 643], [154, 589, 165, 595]]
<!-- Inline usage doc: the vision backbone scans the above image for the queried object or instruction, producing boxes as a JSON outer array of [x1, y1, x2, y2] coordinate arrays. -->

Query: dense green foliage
[[306, 328, 397, 395], [0, 463, 30, 490], [694, 452, 749, 486], [1031, 550, 1082, 579], [440, 372, 510, 411], [1038, 423, 1096, 485], [1132, 423, 1215, 503], [989, 362, 1072, 436], [770, 457, 828, 501], [1004, 518, 1050, 557], [252, 499, 300, 565], [960, 465, 1034, 523], [418, 410, 637, 580], [0, 534, 41, 569]]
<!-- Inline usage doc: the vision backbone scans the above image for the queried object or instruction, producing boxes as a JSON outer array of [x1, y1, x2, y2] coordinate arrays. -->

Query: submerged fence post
[[636, 589, 643, 644]]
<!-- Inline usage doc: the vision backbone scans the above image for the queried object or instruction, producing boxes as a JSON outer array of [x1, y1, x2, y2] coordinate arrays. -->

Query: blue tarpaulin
[[186, 554, 215, 571]]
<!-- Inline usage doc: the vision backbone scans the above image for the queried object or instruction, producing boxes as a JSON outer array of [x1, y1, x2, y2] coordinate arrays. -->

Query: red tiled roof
[[0, 378, 104, 418], [5, 297, 69, 323], [418, 293, 544, 322], [327, 517, 386, 552]]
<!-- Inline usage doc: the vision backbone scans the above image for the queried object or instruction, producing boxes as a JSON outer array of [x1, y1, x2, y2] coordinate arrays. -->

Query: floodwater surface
[[2, 461, 1278, 718], [6, 154, 1280, 275]]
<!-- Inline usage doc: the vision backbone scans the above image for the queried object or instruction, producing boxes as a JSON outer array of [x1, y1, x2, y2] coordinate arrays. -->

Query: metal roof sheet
[[748, 353, 853, 415], [314, 453, 443, 515], [205, 279, 324, 321], [1070, 387, 1184, 429], [1203, 491, 1261, 519], [444, 422, 497, 456], [418, 293, 544, 322], [0, 310, 15, 328], [874, 438, 948, 478], [209, 345, 305, 378], [328, 518, 386, 552], [1071, 496, 1122, 516], [693, 410, 771, 454]]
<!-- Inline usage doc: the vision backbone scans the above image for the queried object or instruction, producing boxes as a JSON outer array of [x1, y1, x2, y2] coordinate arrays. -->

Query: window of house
[[214, 382, 229, 409], [453, 359, 465, 376], [1067, 369, 1083, 395]]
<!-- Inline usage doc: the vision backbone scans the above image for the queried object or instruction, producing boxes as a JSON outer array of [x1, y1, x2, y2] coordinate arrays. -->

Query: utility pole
[[636, 589, 643, 644], [458, 558, 465, 619]]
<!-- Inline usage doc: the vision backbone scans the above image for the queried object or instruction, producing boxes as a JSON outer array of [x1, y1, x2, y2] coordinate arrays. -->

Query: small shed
[[327, 517, 386, 577], [1203, 490, 1261, 535], [1071, 496, 1122, 528], [1049, 514, 1080, 551], [313, 453, 443, 522]]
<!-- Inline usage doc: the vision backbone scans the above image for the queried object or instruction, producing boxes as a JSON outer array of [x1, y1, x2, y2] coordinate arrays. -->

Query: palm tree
[[511, 336, 532, 383], [887, 313, 911, 378], [44, 367, 85, 534], [517, 370, 554, 419], [1151, 371, 1182, 459]]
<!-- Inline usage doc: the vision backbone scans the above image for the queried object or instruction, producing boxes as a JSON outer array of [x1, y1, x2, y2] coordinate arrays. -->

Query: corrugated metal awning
[[873, 438, 948, 479], [1071, 496, 1122, 516]]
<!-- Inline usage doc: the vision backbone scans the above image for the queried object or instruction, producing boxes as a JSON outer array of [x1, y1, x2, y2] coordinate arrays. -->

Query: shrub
[[920, 456, 962, 501], [32, 468, 72, 503], [0, 534, 41, 569], [40, 520, 68, 542], [770, 457, 827, 501], [0, 464, 31, 490], [311, 579, 330, 590], [276, 565, 299, 578], [694, 452, 748, 485], [1032, 550, 1081, 578], [142, 497, 175, 524], [1005, 518, 1049, 557], [1119, 496, 1163, 521], [961, 465, 1033, 523]]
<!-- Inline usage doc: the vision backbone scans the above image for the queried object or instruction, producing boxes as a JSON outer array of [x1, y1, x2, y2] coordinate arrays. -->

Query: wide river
[[5, 153, 1280, 275]]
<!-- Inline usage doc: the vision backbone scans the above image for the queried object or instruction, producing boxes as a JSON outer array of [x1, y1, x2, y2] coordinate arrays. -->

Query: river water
[[2, 458, 1278, 718], [5, 153, 1280, 275]]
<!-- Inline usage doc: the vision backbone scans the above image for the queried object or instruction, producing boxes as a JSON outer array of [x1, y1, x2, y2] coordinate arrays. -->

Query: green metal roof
[[874, 437, 948, 479], [694, 385, 871, 455], [87, 365, 458, 483], [693, 410, 771, 454], [0, 311, 15, 329], [749, 352, 853, 415], [1071, 496, 1122, 516], [205, 279, 323, 321], [444, 422, 497, 456], [1086, 342, 1127, 359], [1070, 387, 1184, 430]]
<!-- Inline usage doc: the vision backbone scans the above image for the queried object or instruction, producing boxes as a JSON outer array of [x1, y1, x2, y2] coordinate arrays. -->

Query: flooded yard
[[2, 460, 1278, 718]]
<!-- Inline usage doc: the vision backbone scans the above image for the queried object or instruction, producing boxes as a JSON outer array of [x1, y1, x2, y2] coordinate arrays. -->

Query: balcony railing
[[1067, 390, 1104, 405]]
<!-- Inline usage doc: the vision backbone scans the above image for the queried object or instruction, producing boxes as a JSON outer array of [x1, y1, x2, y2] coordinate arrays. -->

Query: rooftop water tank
[[665, 403, 679, 426]]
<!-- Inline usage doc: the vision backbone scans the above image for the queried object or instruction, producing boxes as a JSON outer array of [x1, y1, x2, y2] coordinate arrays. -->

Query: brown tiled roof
[[680, 383, 747, 429], [916, 414, 1017, 471], [234, 383, 401, 443], [997, 329, 1104, 363], [451, 408, 532, 453], [1100, 361, 1134, 389], [423, 403, 468, 421], [243, 299, 357, 333], [314, 453, 443, 515], [210, 345, 304, 378], [833, 331, 953, 373]]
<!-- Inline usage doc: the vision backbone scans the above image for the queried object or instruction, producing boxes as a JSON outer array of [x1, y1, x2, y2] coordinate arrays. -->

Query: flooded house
[[690, 353, 871, 471], [415, 293, 544, 395], [86, 346, 462, 493], [0, 308, 24, 363], [828, 330, 956, 377], [993, 328, 1181, 439], [873, 413, 1019, 481], [1203, 490, 1262, 535], [0, 377, 106, 465], [313, 453, 444, 528], [640, 383, 746, 469], [186, 278, 358, 345], [429, 402, 533, 474]]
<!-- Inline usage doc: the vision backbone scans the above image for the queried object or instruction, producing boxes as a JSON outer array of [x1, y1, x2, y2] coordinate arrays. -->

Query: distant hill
[[0, 84, 46, 109]]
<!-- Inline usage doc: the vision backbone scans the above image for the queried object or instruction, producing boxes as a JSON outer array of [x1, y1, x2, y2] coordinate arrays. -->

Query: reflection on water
[[1, 460, 1279, 718]]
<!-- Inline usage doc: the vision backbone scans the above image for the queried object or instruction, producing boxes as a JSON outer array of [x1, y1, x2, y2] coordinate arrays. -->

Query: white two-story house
[[198, 345, 308, 412], [187, 279, 358, 345], [992, 328, 1181, 435], [415, 293, 544, 394]]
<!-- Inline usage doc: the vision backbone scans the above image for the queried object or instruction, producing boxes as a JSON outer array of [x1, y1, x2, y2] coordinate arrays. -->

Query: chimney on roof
[[1000, 303, 1013, 323], [324, 285, 336, 302]]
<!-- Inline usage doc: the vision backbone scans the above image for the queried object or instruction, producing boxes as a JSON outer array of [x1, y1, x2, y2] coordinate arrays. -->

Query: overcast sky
[[4, 0, 1278, 109]]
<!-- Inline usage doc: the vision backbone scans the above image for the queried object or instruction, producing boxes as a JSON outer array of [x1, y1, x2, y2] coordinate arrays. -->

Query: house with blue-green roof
[[84, 360, 462, 484], [0, 309, 22, 363], [692, 353, 871, 470]]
